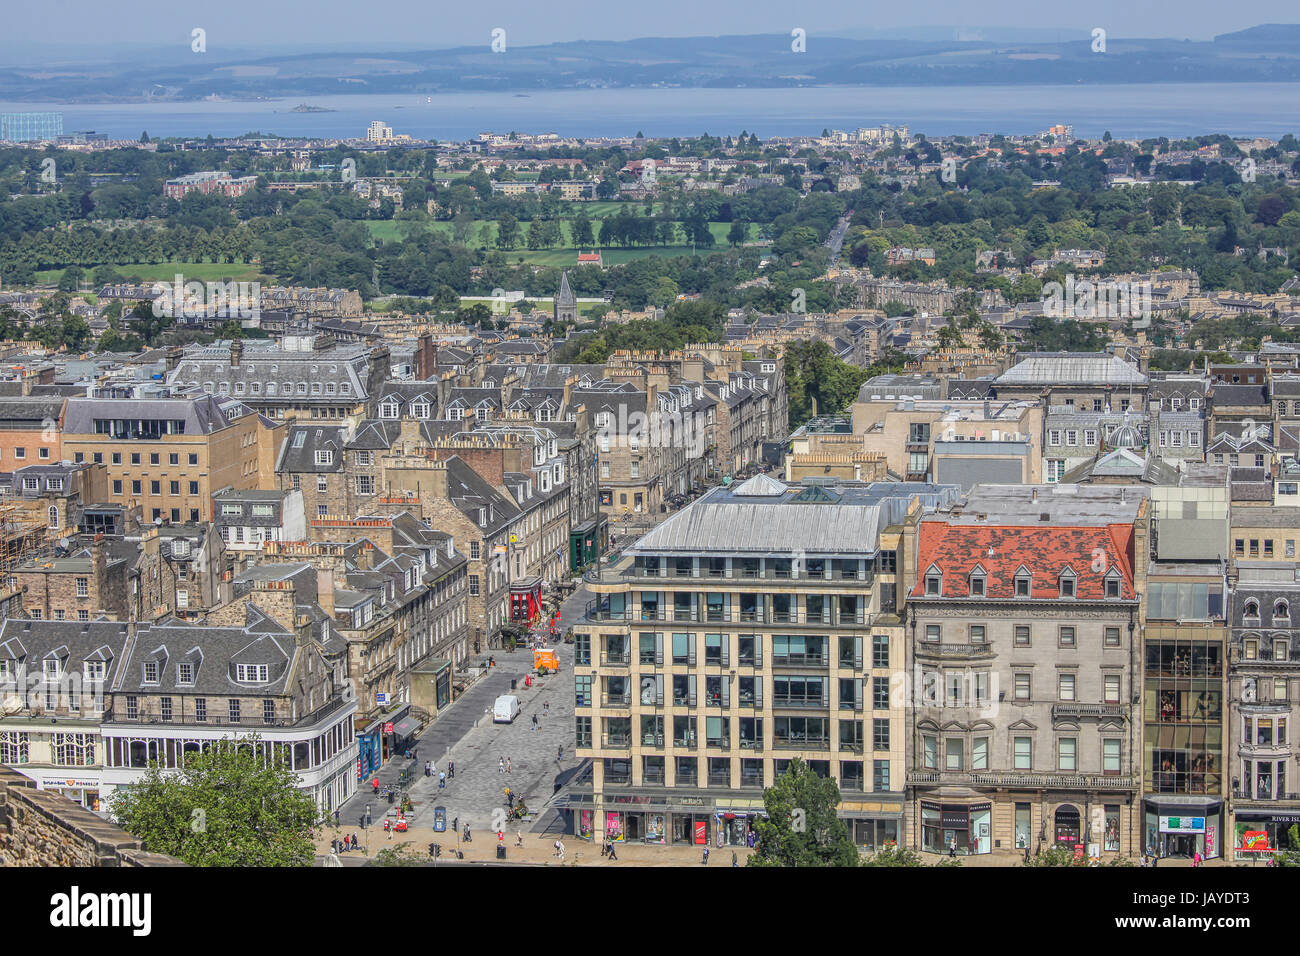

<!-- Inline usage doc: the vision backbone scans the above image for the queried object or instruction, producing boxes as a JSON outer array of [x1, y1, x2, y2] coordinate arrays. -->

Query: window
[[1059, 626, 1076, 647], [178, 663, 194, 685], [263, 700, 276, 724], [1106, 576, 1121, 599], [873, 718, 890, 751], [1103, 739, 1121, 774], [52, 733, 94, 767], [235, 663, 269, 682], [872, 635, 889, 668], [1058, 673, 1076, 701], [969, 624, 985, 644], [195, 698, 206, 722], [972, 736, 989, 770], [1059, 573, 1075, 599], [924, 624, 940, 643], [1104, 674, 1120, 704], [925, 573, 942, 596], [968, 574, 985, 597], [922, 736, 937, 769], [1013, 736, 1031, 770], [945, 737, 963, 771], [1014, 673, 1031, 700], [1015, 573, 1032, 596], [315, 450, 334, 466], [1015, 625, 1030, 646], [143, 661, 159, 684], [1058, 737, 1077, 772], [229, 699, 241, 722], [468, 575, 480, 596]]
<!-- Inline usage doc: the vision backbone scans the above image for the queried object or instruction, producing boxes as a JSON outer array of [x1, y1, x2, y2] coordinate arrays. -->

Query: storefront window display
[[579, 809, 594, 840], [605, 811, 624, 842], [1104, 807, 1121, 852], [921, 802, 991, 854]]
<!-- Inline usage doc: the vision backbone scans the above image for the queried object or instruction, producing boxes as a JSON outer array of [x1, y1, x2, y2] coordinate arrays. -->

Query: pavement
[[330, 583, 591, 840]]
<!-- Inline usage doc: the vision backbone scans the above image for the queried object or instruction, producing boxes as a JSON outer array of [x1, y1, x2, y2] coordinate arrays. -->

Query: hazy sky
[[3, 0, 1294, 57]]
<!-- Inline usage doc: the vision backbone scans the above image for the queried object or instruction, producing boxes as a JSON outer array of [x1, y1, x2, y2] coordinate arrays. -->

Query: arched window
[[1245, 601, 1260, 619], [1275, 601, 1290, 621], [47, 506, 58, 529]]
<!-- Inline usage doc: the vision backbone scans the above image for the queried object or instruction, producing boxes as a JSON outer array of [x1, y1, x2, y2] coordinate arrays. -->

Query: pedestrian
[[949, 837, 957, 859], [1193, 850, 1202, 867], [532, 714, 539, 731], [424, 761, 431, 777], [556, 840, 565, 861], [439, 770, 447, 789], [702, 847, 709, 865], [608, 842, 618, 862], [507, 757, 512, 774], [499, 757, 505, 774], [334, 809, 340, 827], [351, 833, 359, 850], [543, 701, 550, 716], [731, 851, 738, 868], [448, 761, 454, 780], [498, 829, 504, 844], [516, 830, 524, 848], [372, 777, 379, 794]]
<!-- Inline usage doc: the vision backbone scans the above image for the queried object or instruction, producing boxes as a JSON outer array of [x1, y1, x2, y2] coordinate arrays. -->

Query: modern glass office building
[[0, 112, 64, 142]]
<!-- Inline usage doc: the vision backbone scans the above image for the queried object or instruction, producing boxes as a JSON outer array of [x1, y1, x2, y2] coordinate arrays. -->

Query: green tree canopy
[[110, 735, 319, 866], [747, 757, 859, 867]]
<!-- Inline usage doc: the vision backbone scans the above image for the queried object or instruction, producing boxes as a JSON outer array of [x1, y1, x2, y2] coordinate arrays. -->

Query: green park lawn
[[36, 261, 264, 286]]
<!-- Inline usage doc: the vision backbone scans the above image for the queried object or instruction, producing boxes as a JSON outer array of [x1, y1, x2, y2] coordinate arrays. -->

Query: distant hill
[[3, 27, 1300, 102]]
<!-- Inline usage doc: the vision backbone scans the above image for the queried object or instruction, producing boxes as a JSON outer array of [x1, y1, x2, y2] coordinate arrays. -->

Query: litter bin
[[510, 679, 518, 690], [496, 845, 507, 860]]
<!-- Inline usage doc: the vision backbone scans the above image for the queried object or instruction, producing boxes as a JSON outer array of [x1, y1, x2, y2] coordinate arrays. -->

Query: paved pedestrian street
[[334, 586, 589, 842]]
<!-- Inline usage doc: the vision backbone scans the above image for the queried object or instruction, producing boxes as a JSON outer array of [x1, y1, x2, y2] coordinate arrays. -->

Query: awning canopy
[[390, 716, 420, 739]]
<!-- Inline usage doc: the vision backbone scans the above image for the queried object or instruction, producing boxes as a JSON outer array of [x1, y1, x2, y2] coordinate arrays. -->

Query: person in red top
[[372, 778, 380, 793]]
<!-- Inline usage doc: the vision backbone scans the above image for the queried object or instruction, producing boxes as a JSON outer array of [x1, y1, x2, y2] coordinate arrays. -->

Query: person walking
[[424, 760, 431, 777], [448, 760, 454, 780], [499, 757, 505, 774], [439, 770, 447, 789], [949, 837, 957, 859], [702, 847, 709, 865], [516, 831, 524, 848], [555, 840, 565, 861], [557, 745, 563, 761], [1193, 849, 1202, 867], [608, 841, 618, 862], [543, 701, 550, 716], [506, 757, 512, 774], [532, 714, 539, 732]]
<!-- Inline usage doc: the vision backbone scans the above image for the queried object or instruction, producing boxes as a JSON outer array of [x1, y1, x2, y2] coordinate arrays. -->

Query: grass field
[[36, 262, 263, 286], [363, 219, 734, 264]]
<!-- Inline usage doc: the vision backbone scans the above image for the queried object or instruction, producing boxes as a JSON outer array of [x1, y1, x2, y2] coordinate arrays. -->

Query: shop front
[[1232, 809, 1300, 860], [1143, 798, 1224, 859], [356, 703, 413, 781], [921, 800, 993, 855], [569, 516, 609, 573], [715, 800, 766, 848], [25, 771, 103, 813], [510, 577, 543, 625], [842, 799, 905, 853]]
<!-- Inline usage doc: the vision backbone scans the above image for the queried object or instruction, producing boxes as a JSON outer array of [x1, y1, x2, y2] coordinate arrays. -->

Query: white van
[[493, 694, 521, 723]]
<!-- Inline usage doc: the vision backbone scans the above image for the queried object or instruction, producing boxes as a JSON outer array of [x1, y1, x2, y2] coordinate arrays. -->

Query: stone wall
[[0, 767, 184, 867]]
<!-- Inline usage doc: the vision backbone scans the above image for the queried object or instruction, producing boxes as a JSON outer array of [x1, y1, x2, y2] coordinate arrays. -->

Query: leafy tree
[[110, 735, 319, 866], [860, 844, 925, 866], [368, 842, 425, 866], [748, 758, 859, 867]]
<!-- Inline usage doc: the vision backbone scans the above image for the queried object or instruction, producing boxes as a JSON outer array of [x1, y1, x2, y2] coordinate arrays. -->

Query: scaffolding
[[0, 504, 50, 575]]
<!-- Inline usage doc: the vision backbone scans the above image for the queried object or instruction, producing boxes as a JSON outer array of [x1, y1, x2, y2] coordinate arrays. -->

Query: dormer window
[[924, 568, 943, 596], [1275, 601, 1290, 621], [235, 663, 269, 682], [1245, 600, 1260, 620], [380, 401, 399, 418], [315, 450, 334, 466], [1059, 568, 1077, 599], [969, 571, 985, 597], [411, 401, 430, 419], [142, 660, 159, 684], [1015, 569, 1033, 597], [177, 662, 194, 685], [1105, 571, 1121, 599]]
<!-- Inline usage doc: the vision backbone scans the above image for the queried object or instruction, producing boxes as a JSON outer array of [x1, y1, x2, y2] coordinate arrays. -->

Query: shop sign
[[1159, 815, 1205, 833], [1238, 830, 1271, 853]]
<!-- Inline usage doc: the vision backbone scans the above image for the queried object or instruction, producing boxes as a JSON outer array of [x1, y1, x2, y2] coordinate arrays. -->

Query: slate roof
[[994, 352, 1147, 386], [276, 424, 347, 472]]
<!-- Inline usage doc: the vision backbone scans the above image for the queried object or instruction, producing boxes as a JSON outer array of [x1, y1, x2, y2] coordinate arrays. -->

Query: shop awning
[[390, 716, 420, 739]]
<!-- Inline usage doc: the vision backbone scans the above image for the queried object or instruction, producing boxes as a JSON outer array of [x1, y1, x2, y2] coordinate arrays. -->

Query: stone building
[[902, 485, 1145, 859]]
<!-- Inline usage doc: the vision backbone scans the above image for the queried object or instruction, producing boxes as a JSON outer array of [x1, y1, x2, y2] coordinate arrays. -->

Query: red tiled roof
[[911, 522, 1135, 600]]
